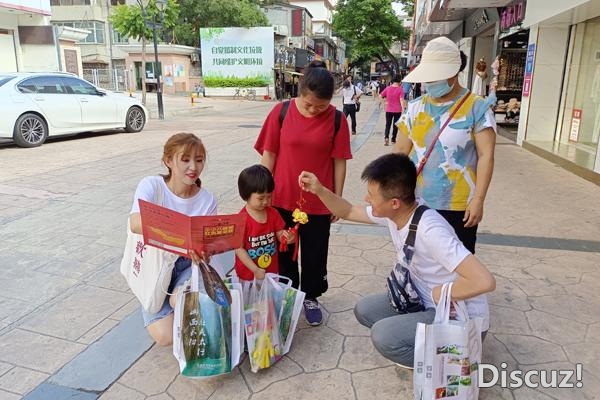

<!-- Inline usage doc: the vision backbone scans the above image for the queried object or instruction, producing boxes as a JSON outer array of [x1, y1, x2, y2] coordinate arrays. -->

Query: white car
[[0, 72, 148, 147]]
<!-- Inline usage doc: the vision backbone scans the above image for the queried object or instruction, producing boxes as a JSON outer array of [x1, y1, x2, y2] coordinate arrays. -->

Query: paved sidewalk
[[0, 94, 598, 400]]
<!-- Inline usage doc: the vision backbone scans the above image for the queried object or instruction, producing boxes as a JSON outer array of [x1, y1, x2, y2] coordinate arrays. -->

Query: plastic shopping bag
[[244, 280, 284, 372], [265, 273, 305, 354], [413, 283, 483, 400], [173, 264, 243, 378]]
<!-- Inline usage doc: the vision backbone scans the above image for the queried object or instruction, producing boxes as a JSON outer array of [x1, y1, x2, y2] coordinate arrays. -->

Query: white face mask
[[423, 80, 453, 98]]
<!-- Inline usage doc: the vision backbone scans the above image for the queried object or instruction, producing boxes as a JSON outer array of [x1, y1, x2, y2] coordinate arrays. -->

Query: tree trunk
[[141, 36, 147, 106], [382, 45, 400, 76]]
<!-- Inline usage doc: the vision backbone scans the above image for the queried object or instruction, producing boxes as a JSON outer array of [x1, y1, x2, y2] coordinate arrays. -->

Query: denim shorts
[[141, 256, 192, 327]]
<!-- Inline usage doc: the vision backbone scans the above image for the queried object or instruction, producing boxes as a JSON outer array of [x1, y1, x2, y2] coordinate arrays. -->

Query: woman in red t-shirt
[[254, 61, 353, 326]]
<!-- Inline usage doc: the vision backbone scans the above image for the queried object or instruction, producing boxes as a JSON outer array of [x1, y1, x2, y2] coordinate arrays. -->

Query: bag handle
[[191, 262, 200, 292], [265, 273, 293, 291], [434, 282, 453, 324], [417, 92, 471, 176], [433, 282, 471, 324]]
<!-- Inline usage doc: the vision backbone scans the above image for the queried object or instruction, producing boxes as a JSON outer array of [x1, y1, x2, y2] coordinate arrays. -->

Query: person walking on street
[[298, 153, 495, 368], [370, 80, 379, 100], [339, 75, 362, 135], [394, 36, 496, 253], [254, 61, 353, 326], [380, 75, 404, 146]]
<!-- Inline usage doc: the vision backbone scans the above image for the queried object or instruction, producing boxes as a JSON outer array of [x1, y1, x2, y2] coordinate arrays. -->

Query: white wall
[[457, 37, 472, 88], [290, 1, 330, 22], [0, 32, 18, 72], [523, 0, 589, 27], [517, 25, 570, 143], [0, 13, 19, 72], [21, 44, 59, 71]]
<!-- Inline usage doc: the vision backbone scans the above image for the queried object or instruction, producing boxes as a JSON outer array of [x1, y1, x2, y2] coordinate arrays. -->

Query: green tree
[[333, 0, 409, 75], [397, 0, 414, 17], [173, 0, 269, 47], [110, 0, 179, 104]]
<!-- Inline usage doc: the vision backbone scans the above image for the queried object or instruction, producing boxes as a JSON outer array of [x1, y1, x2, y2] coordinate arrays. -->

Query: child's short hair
[[238, 164, 275, 201]]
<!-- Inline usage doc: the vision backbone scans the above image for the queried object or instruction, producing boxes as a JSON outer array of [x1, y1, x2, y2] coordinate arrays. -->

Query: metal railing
[[82, 68, 131, 92]]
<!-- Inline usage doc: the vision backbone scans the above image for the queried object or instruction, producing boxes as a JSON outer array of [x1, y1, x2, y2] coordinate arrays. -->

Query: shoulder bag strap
[[416, 92, 471, 176], [402, 205, 429, 264]]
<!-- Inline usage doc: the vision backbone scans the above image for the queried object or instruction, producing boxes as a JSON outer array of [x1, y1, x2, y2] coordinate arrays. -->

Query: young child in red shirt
[[234, 165, 294, 281]]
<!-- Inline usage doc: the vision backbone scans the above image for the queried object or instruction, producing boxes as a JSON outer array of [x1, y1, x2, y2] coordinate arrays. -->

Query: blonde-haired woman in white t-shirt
[[129, 132, 217, 346]]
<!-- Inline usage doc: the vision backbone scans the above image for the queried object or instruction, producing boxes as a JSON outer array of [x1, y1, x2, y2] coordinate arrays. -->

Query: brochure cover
[[139, 199, 246, 257]]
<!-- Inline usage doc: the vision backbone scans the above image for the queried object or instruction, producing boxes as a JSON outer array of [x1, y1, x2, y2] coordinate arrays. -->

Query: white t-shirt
[[366, 203, 490, 330], [130, 176, 217, 217], [341, 85, 362, 105]]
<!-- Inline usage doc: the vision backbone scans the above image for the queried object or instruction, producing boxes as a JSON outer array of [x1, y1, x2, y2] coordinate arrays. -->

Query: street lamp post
[[137, 0, 165, 120], [278, 45, 288, 101]]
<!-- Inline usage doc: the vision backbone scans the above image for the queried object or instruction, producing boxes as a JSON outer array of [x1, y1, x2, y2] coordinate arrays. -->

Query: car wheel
[[13, 113, 48, 148], [125, 106, 145, 133]]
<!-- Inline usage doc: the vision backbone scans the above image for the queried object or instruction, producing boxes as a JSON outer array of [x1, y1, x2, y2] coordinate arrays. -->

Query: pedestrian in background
[[370, 80, 379, 99], [254, 60, 353, 326], [395, 36, 496, 253], [380, 74, 404, 146], [338, 75, 362, 135], [129, 133, 217, 345]]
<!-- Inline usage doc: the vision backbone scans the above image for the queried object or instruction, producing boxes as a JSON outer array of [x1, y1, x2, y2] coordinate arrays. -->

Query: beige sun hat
[[403, 36, 461, 83]]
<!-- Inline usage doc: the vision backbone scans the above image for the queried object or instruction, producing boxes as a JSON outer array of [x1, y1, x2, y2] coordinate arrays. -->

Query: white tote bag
[[120, 182, 177, 313], [413, 283, 483, 400], [265, 273, 305, 355], [172, 264, 243, 378]]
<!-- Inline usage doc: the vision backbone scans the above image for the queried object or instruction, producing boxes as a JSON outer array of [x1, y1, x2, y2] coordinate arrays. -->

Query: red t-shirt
[[234, 206, 286, 281], [254, 99, 353, 215]]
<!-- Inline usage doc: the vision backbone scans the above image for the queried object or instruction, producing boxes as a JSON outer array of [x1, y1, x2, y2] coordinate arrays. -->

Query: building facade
[[0, 0, 59, 72], [518, 0, 600, 181], [289, 0, 343, 72]]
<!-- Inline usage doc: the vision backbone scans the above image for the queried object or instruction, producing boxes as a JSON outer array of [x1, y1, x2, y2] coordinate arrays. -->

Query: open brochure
[[138, 199, 246, 257]]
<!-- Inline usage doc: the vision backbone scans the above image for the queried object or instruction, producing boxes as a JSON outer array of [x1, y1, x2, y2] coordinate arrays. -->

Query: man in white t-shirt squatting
[[298, 153, 496, 368]]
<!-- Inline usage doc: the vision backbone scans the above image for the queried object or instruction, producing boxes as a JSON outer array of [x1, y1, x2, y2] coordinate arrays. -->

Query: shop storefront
[[464, 8, 500, 98], [493, 0, 529, 126], [518, 0, 600, 182], [556, 17, 600, 171]]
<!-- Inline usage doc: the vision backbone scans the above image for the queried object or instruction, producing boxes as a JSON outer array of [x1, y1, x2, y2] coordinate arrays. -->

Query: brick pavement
[[0, 93, 598, 399]]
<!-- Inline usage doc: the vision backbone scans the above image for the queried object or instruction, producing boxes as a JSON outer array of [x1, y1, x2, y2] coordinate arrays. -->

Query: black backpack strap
[[333, 109, 342, 142], [402, 205, 429, 263], [278, 100, 290, 128]]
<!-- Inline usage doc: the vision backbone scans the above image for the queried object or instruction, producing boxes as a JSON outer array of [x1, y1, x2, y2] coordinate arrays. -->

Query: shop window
[[557, 17, 600, 169], [55, 21, 105, 44]]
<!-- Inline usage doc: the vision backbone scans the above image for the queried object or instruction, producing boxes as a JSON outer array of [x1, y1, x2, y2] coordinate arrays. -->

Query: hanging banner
[[522, 43, 535, 97]]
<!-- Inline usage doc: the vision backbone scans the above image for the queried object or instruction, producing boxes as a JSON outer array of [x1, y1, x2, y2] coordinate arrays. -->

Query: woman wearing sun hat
[[393, 36, 496, 254]]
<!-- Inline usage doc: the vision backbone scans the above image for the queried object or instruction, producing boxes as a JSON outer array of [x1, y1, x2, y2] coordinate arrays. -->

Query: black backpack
[[279, 100, 343, 143]]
